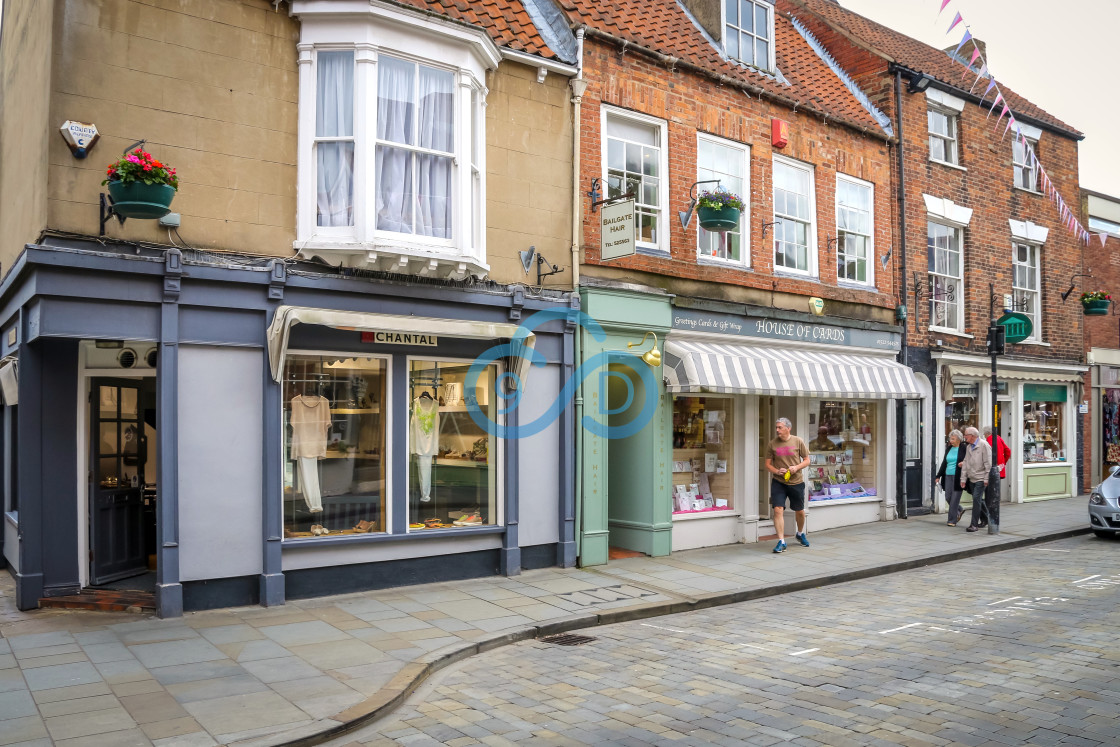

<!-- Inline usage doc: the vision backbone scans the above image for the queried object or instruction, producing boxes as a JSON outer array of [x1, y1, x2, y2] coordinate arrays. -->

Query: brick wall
[[578, 37, 897, 323]]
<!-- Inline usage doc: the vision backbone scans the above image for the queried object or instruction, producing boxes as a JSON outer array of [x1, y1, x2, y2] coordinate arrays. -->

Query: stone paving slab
[[0, 496, 1092, 746]]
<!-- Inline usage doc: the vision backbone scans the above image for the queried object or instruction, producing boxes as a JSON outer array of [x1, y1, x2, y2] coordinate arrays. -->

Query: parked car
[[1089, 466, 1120, 538]]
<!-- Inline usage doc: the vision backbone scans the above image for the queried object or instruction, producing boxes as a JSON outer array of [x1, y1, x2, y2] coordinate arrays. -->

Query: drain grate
[[539, 633, 597, 646]]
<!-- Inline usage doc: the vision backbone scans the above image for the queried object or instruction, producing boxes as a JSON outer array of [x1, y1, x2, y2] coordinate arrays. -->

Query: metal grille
[[539, 633, 596, 646]]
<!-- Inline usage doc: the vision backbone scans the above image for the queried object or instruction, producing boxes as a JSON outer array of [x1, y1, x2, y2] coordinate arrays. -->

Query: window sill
[[635, 246, 670, 258], [1022, 460, 1070, 468], [282, 524, 505, 548], [773, 268, 817, 280], [697, 256, 751, 270], [1015, 340, 1050, 347], [930, 158, 966, 172], [836, 279, 876, 291], [928, 327, 973, 339], [1013, 187, 1043, 196], [807, 494, 881, 507], [297, 240, 488, 279], [672, 508, 740, 521]]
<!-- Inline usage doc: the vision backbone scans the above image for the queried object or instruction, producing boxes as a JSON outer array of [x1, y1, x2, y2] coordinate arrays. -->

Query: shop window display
[[1023, 390, 1065, 462], [806, 400, 877, 501], [408, 360, 497, 530], [1103, 389, 1120, 474], [283, 356, 387, 538], [671, 396, 734, 514], [944, 382, 978, 438]]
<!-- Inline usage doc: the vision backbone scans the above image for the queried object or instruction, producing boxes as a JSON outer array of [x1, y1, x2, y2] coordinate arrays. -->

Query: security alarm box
[[771, 118, 789, 148]]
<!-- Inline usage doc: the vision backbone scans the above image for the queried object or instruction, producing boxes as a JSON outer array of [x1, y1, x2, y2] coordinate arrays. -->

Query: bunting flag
[[1101, 234, 1109, 247], [935, 1, 1092, 245]]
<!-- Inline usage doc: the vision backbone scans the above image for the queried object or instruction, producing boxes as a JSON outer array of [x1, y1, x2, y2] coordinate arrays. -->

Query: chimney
[[944, 37, 987, 68]]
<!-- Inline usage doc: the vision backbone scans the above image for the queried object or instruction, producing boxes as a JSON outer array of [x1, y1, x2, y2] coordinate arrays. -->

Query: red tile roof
[[389, 0, 564, 61], [557, 0, 890, 136], [780, 0, 1082, 137]]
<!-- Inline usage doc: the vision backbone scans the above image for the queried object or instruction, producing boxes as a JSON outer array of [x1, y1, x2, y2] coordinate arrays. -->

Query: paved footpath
[[0, 498, 1092, 747]]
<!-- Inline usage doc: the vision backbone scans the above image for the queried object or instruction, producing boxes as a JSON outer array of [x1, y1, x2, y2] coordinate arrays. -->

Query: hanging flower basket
[[1081, 291, 1112, 316], [102, 148, 178, 220], [695, 189, 744, 233]]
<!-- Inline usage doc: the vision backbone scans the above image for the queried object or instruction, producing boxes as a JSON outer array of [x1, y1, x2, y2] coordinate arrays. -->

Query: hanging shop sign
[[996, 311, 1033, 345], [671, 307, 900, 350], [600, 199, 636, 260], [361, 332, 438, 346]]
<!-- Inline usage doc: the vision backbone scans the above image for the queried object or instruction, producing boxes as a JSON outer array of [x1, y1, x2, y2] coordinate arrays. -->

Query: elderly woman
[[935, 429, 967, 526]]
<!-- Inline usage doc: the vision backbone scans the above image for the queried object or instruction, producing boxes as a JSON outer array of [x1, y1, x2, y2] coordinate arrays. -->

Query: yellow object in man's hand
[[783, 470, 791, 482]]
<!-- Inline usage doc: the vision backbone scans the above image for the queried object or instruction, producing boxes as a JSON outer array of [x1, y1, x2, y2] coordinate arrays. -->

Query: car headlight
[[1090, 492, 1105, 505]]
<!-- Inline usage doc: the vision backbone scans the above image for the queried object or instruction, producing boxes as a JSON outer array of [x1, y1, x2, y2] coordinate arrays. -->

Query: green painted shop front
[[577, 287, 673, 566]]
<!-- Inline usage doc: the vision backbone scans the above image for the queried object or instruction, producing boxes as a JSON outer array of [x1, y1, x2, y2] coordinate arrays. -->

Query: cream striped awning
[[664, 340, 922, 398]]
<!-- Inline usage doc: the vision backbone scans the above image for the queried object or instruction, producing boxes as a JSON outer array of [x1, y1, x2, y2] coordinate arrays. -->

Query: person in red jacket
[[982, 426, 1011, 529]]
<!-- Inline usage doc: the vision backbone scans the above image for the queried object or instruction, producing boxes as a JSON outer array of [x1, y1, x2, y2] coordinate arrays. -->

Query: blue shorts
[[770, 479, 806, 511]]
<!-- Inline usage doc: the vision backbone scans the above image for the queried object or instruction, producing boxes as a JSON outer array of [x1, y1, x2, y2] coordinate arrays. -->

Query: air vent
[[118, 348, 137, 369], [538, 633, 596, 646], [145, 348, 157, 368]]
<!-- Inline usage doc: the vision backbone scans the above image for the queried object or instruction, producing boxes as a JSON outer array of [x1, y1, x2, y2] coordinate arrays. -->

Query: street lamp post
[[986, 283, 1006, 526]]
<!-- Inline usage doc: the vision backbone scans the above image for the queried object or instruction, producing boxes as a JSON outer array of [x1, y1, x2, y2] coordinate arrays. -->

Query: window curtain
[[376, 57, 415, 234], [416, 67, 453, 239], [315, 51, 354, 227]]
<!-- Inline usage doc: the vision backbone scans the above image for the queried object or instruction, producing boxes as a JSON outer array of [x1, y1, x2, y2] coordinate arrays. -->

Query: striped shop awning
[[664, 339, 922, 398]]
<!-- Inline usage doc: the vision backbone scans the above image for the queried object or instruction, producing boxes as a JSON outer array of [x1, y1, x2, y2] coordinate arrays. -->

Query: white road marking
[[640, 623, 688, 633], [878, 622, 922, 634], [735, 643, 768, 650], [1072, 575, 1101, 584], [988, 596, 1021, 606], [789, 648, 819, 656]]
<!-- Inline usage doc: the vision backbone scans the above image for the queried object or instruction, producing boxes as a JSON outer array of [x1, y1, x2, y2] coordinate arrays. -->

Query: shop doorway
[[89, 378, 158, 588], [997, 398, 1013, 502], [757, 396, 799, 520], [605, 361, 655, 556], [903, 399, 924, 513]]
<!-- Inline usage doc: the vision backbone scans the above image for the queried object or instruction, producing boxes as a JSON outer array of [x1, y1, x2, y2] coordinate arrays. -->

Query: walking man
[[765, 417, 811, 553], [960, 426, 997, 534]]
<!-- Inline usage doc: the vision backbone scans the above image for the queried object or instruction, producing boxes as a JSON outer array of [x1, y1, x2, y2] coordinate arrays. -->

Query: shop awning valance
[[945, 365, 1085, 385], [266, 306, 534, 383], [663, 339, 921, 398]]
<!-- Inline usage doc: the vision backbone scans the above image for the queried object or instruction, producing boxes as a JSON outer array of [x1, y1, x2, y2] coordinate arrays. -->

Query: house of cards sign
[[600, 199, 635, 260]]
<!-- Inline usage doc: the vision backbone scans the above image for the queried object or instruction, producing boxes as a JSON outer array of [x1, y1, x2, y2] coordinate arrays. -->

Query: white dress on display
[[410, 395, 440, 502], [290, 394, 331, 512]]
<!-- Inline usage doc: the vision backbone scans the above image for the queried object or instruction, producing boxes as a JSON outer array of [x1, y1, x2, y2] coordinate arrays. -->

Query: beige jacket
[[960, 438, 993, 484]]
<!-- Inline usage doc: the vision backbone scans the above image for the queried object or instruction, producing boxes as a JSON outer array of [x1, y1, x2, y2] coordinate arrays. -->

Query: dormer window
[[724, 0, 774, 72]]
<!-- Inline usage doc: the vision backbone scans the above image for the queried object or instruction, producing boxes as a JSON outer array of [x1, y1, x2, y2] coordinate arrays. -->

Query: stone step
[[39, 588, 155, 613]]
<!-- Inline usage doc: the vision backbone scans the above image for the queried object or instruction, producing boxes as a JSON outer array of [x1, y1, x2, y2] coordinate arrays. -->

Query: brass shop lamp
[[628, 332, 662, 367]]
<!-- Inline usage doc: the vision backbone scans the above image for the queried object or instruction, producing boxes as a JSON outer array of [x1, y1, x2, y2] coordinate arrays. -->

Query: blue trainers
[[796, 532, 810, 547], [773, 540, 786, 553]]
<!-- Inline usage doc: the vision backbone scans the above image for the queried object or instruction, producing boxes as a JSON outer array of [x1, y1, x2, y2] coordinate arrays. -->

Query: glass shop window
[[282, 355, 387, 539], [670, 396, 735, 514], [944, 382, 978, 438], [806, 400, 877, 502], [408, 360, 498, 530], [1023, 385, 1066, 463]]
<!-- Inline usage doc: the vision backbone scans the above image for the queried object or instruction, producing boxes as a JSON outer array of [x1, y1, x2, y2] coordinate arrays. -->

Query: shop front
[[2, 240, 576, 616], [663, 304, 918, 549], [1087, 349, 1120, 484], [935, 354, 1085, 505]]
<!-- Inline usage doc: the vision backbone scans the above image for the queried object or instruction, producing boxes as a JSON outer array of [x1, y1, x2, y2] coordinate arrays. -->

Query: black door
[[904, 399, 925, 512], [90, 378, 148, 585]]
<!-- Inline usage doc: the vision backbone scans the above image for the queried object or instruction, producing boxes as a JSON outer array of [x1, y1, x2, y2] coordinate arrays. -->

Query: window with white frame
[[928, 106, 959, 165], [723, 0, 773, 71], [836, 175, 873, 285], [928, 221, 963, 331], [1089, 215, 1120, 235], [296, 11, 490, 275], [697, 134, 749, 264], [1013, 137, 1039, 191], [773, 157, 815, 275], [1012, 242, 1040, 340], [604, 109, 667, 251]]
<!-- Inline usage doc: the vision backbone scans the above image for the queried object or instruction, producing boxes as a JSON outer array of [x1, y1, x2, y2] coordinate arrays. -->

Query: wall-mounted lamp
[[906, 72, 933, 94], [1061, 272, 1093, 302], [678, 179, 722, 229], [627, 332, 661, 367]]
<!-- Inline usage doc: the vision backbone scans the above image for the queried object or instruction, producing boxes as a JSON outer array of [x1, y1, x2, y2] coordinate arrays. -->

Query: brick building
[[1083, 190, 1120, 490], [560, 0, 921, 564], [784, 0, 1087, 515], [0, 0, 582, 616]]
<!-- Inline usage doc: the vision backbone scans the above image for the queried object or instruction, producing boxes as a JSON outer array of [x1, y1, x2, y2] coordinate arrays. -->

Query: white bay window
[[295, 3, 495, 277]]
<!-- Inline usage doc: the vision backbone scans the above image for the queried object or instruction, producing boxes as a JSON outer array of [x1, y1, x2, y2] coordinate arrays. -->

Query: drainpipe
[[894, 69, 909, 520], [571, 28, 586, 561]]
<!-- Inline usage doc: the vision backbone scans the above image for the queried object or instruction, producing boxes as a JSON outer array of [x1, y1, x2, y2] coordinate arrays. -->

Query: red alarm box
[[772, 118, 789, 148]]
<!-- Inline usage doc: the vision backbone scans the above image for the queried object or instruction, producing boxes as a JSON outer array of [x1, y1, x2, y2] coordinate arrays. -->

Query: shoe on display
[[796, 532, 810, 547], [453, 513, 483, 526], [310, 525, 322, 536], [773, 540, 786, 553]]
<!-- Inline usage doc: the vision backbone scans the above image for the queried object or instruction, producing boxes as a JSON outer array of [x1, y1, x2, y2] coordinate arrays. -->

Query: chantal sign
[[361, 332, 438, 346], [600, 199, 636, 260]]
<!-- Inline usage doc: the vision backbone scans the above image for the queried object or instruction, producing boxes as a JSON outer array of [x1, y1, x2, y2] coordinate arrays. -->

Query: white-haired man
[[960, 426, 997, 534], [765, 417, 811, 553]]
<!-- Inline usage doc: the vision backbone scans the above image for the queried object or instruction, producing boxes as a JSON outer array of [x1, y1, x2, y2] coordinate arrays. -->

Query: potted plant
[[1080, 291, 1112, 315], [696, 189, 744, 232], [102, 148, 179, 219]]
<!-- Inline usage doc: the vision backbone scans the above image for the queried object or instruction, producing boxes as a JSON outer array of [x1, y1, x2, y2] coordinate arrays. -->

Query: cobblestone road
[[333, 535, 1120, 746]]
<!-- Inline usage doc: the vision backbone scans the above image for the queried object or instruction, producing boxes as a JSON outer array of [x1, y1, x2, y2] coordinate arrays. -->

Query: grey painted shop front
[[0, 239, 576, 617]]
